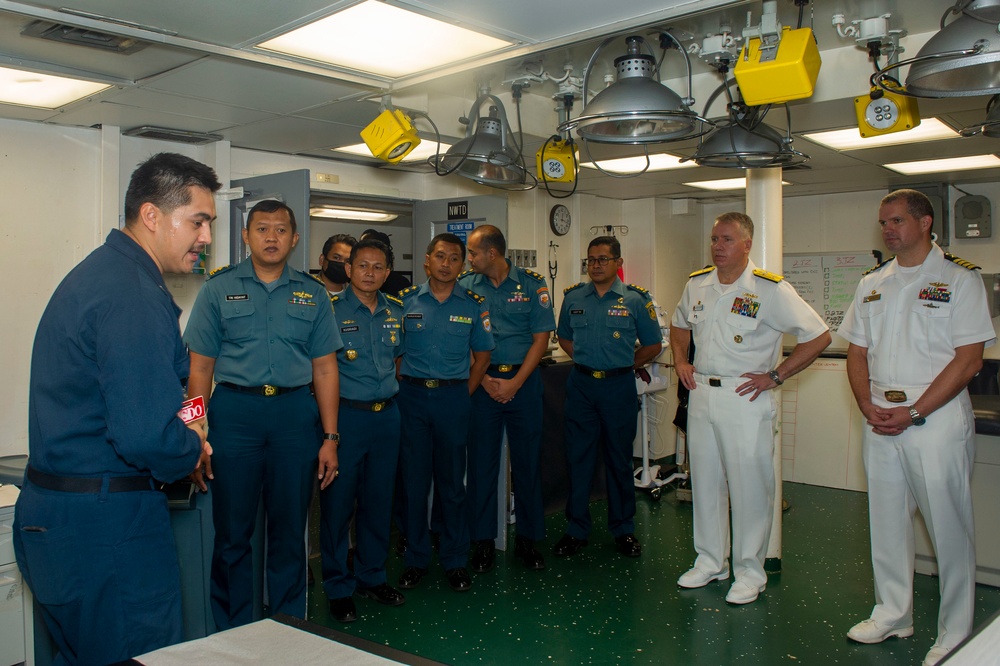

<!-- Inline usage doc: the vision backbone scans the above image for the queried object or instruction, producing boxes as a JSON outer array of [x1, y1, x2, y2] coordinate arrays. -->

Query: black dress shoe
[[553, 534, 588, 557], [357, 583, 406, 607], [514, 536, 546, 570], [470, 540, 495, 573], [446, 567, 472, 592], [329, 596, 357, 623], [615, 534, 642, 558], [397, 566, 428, 589]]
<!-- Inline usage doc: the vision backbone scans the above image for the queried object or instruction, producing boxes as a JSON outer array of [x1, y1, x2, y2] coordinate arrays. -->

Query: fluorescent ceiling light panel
[[683, 177, 791, 191], [334, 140, 452, 163], [579, 153, 696, 173], [0, 66, 110, 109], [258, 1, 512, 78], [803, 118, 958, 151], [883, 154, 1000, 175], [310, 206, 398, 222]]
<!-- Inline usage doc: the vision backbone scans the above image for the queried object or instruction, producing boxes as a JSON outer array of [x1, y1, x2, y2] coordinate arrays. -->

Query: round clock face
[[550, 204, 571, 236], [864, 98, 899, 130], [543, 158, 566, 179]]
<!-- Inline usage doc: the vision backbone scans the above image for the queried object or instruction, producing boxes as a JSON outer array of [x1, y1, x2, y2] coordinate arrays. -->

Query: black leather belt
[[400, 376, 465, 389], [218, 382, 308, 397], [28, 466, 156, 493], [488, 363, 522, 373], [709, 378, 722, 387], [574, 364, 633, 379], [341, 397, 396, 412]]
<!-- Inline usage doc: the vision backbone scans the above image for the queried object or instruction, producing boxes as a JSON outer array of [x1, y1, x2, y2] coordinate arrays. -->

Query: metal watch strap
[[768, 370, 783, 386], [323, 432, 340, 442]]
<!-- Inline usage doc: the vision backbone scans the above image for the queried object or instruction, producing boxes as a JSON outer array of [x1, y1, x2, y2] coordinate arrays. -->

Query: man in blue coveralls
[[185, 200, 342, 629], [14, 152, 218, 664], [554, 236, 662, 558], [459, 225, 554, 573], [321, 238, 406, 623], [397, 232, 494, 593]]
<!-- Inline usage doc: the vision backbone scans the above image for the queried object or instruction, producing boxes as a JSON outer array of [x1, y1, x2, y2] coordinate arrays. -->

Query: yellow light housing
[[854, 80, 921, 138], [535, 139, 578, 183], [360, 109, 421, 163], [734, 27, 821, 106]]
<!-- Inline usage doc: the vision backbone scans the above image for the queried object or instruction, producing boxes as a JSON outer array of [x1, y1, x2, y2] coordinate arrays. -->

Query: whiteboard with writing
[[783, 252, 880, 339]]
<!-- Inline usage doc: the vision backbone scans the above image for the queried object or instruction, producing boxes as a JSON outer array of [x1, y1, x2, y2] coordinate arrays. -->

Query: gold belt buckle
[[372, 401, 385, 412], [884, 390, 907, 403], [591, 370, 606, 379], [263, 384, 277, 397], [498, 364, 513, 373], [424, 379, 439, 389]]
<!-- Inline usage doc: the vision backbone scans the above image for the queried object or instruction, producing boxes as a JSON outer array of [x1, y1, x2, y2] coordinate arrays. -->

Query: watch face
[[865, 98, 899, 130], [543, 158, 566, 179], [550, 205, 571, 236]]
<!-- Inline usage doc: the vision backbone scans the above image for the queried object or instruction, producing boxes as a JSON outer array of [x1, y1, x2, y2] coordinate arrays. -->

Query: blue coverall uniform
[[556, 277, 661, 540], [458, 262, 555, 544], [184, 260, 341, 628], [320, 287, 404, 598], [397, 282, 494, 571], [14, 229, 202, 665]]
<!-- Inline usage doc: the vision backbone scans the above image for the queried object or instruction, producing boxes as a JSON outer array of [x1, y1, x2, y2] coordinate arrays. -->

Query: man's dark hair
[[124, 152, 221, 225], [589, 235, 621, 258], [322, 234, 357, 257], [360, 229, 393, 248], [427, 232, 466, 261], [471, 224, 506, 256], [246, 199, 298, 234], [350, 238, 393, 269], [882, 188, 935, 223]]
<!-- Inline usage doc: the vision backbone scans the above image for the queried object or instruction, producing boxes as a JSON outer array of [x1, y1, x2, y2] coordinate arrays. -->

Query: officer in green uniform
[[185, 200, 342, 629], [553, 236, 662, 558], [321, 238, 406, 623], [396, 232, 494, 593]]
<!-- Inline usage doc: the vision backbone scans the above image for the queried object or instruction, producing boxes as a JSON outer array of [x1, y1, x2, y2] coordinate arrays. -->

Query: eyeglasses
[[586, 256, 619, 266]]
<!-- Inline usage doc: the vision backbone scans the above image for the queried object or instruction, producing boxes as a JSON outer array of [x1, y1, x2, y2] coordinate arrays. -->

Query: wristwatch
[[768, 370, 783, 386], [908, 407, 926, 426], [323, 432, 340, 442]]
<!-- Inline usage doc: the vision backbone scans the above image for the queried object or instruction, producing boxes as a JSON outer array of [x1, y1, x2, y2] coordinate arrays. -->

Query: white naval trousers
[[864, 385, 976, 649], [688, 373, 778, 589]]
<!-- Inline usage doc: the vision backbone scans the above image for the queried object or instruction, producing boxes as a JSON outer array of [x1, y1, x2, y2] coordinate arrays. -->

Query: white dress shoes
[[922, 644, 950, 666], [846, 618, 914, 644], [677, 565, 730, 589], [725, 580, 766, 605]]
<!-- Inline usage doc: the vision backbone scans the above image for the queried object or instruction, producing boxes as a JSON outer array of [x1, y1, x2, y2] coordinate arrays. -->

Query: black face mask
[[323, 260, 348, 284]]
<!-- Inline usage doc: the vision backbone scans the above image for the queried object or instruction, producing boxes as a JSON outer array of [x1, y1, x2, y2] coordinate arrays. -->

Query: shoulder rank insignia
[[944, 253, 981, 271], [208, 264, 233, 279], [627, 283, 650, 296], [752, 268, 784, 283], [307, 272, 324, 285], [330, 294, 341, 304], [564, 282, 585, 294], [466, 289, 486, 304], [399, 285, 420, 299], [385, 294, 403, 307], [522, 268, 545, 282], [689, 266, 715, 278], [862, 258, 893, 276], [458, 268, 475, 280]]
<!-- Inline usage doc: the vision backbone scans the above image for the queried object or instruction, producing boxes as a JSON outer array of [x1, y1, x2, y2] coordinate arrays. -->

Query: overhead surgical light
[[360, 107, 421, 163], [558, 33, 711, 145], [873, 0, 1000, 97], [961, 94, 1000, 137], [430, 92, 535, 190]]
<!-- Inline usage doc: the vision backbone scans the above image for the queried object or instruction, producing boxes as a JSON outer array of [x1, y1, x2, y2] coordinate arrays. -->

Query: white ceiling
[[0, 0, 997, 202]]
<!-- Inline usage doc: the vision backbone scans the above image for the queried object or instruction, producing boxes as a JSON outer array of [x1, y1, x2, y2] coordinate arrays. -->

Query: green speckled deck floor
[[305, 483, 1000, 664]]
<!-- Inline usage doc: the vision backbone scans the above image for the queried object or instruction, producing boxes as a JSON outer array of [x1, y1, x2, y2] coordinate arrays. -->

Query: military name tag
[[884, 390, 907, 403], [340, 325, 360, 333]]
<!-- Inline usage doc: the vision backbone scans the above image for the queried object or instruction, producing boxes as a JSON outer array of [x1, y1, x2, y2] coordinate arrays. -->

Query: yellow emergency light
[[854, 81, 921, 138], [733, 27, 821, 106], [360, 108, 421, 163], [535, 139, 577, 184]]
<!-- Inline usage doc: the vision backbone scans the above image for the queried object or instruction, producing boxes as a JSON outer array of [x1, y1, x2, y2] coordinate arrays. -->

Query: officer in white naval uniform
[[670, 212, 830, 605], [839, 189, 995, 666]]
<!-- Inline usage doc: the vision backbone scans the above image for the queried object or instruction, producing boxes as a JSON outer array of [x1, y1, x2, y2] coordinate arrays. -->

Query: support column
[[745, 168, 784, 573]]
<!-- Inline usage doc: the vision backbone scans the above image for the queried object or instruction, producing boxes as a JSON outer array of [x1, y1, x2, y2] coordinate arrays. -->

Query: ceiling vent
[[21, 21, 148, 55], [122, 126, 223, 144]]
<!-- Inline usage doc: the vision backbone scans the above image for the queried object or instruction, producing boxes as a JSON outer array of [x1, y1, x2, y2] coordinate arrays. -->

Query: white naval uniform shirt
[[839, 243, 996, 387], [671, 259, 829, 375]]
